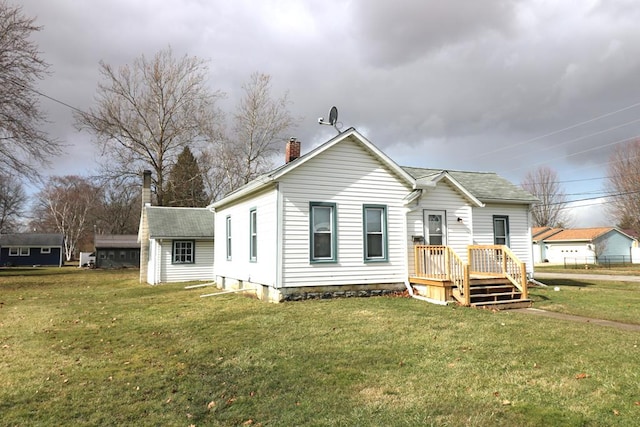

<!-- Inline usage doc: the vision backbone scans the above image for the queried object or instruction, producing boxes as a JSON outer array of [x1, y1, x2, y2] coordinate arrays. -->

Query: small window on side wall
[[249, 208, 257, 262], [41, 247, 51, 254], [310, 202, 337, 262], [226, 216, 232, 260], [493, 215, 510, 247], [9, 247, 19, 256], [363, 205, 388, 261], [20, 247, 30, 256], [173, 240, 195, 264]]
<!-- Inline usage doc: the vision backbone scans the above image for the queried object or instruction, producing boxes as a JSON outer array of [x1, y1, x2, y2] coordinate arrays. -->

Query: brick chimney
[[285, 137, 300, 163]]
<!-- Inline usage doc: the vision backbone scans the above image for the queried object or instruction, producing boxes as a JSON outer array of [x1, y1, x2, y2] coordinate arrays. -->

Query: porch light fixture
[[457, 217, 463, 223]]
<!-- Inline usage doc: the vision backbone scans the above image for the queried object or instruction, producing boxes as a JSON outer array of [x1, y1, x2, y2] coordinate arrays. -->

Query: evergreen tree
[[165, 146, 209, 207]]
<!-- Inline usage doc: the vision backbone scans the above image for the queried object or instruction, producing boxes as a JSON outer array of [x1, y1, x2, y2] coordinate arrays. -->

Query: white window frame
[[226, 215, 232, 260]]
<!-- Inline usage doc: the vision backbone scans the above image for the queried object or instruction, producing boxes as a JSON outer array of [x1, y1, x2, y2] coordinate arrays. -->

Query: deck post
[[463, 264, 470, 306], [445, 247, 451, 281], [520, 262, 528, 299]]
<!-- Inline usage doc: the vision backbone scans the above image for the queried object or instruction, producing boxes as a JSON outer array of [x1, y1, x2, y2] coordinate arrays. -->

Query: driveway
[[534, 272, 640, 282]]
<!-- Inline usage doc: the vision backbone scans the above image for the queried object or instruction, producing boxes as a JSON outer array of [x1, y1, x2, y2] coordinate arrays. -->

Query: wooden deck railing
[[413, 244, 528, 303], [468, 245, 528, 299], [413, 245, 470, 305]]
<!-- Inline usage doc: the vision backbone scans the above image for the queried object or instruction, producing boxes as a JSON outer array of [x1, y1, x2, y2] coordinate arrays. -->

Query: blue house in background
[[0, 233, 64, 267]]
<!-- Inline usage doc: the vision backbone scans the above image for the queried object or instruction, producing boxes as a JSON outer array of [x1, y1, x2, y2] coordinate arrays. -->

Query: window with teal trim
[[226, 216, 232, 260], [364, 205, 387, 261], [249, 208, 257, 261], [310, 202, 336, 262]]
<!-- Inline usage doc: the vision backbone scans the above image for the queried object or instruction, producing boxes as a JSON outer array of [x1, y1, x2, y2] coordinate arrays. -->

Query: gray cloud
[[16, 0, 640, 226]]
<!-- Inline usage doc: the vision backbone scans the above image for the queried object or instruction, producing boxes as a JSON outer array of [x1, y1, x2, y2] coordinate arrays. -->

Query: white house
[[533, 227, 636, 265], [138, 171, 215, 285], [211, 128, 538, 307]]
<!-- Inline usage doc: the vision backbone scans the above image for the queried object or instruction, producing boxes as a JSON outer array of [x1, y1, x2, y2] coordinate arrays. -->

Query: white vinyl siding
[[278, 137, 411, 287], [213, 188, 278, 287], [406, 180, 473, 274], [147, 239, 214, 284], [472, 203, 533, 273]]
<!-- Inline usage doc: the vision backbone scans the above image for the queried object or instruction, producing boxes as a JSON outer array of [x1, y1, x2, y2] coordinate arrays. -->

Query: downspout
[[275, 182, 283, 290]]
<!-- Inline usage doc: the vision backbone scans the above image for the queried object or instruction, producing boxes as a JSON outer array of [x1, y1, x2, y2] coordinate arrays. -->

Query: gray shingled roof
[[0, 233, 64, 246], [402, 167, 539, 204], [94, 234, 139, 249], [146, 207, 214, 238]]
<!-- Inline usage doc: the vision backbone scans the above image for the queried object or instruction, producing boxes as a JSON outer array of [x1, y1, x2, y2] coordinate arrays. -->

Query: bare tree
[[0, 2, 61, 178], [216, 72, 298, 188], [0, 174, 27, 232], [93, 174, 141, 235], [75, 46, 224, 206], [521, 166, 571, 227], [31, 175, 100, 261], [606, 139, 640, 235]]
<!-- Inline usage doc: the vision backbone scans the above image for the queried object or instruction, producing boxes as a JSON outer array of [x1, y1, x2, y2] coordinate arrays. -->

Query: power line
[[475, 100, 640, 159]]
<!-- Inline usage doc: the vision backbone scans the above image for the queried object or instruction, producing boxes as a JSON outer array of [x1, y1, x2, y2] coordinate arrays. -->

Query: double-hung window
[[226, 216, 232, 260], [363, 205, 388, 261], [173, 240, 194, 264], [310, 202, 336, 262], [41, 247, 51, 254], [9, 247, 19, 256], [493, 216, 510, 246], [249, 208, 257, 262]]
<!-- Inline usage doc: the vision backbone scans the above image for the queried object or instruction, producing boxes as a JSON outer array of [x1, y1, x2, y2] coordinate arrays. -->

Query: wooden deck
[[410, 245, 531, 309]]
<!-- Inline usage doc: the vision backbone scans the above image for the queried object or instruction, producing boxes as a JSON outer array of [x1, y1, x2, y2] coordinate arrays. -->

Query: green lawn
[[1, 268, 639, 426], [529, 276, 640, 325]]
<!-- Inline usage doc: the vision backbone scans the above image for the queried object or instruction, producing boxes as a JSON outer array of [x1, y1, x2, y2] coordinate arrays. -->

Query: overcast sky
[[18, 0, 640, 227]]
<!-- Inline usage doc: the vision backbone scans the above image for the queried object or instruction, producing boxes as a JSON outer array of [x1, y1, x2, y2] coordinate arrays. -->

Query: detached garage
[[0, 233, 64, 267]]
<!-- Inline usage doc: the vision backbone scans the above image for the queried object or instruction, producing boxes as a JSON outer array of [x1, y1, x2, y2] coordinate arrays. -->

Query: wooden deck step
[[471, 299, 532, 310]]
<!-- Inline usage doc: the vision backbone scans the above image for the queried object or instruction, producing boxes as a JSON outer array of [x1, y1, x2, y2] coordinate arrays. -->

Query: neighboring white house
[[138, 171, 215, 284], [532, 227, 636, 265], [211, 128, 538, 303]]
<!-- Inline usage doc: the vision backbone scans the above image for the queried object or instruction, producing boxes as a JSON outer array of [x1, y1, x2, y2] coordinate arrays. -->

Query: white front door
[[424, 210, 447, 245]]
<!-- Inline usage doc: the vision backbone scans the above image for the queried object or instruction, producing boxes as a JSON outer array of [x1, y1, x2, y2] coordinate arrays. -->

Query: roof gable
[[403, 167, 538, 204], [212, 128, 415, 208], [146, 207, 214, 238]]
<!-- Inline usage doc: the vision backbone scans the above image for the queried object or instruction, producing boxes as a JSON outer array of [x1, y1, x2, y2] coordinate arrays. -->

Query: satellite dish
[[318, 106, 342, 133], [328, 106, 338, 126]]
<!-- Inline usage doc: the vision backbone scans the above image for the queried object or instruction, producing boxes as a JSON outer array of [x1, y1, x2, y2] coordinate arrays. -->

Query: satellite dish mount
[[318, 106, 341, 133]]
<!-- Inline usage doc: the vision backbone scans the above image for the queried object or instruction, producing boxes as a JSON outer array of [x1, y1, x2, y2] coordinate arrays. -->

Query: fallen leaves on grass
[[207, 401, 216, 410], [575, 373, 590, 380]]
